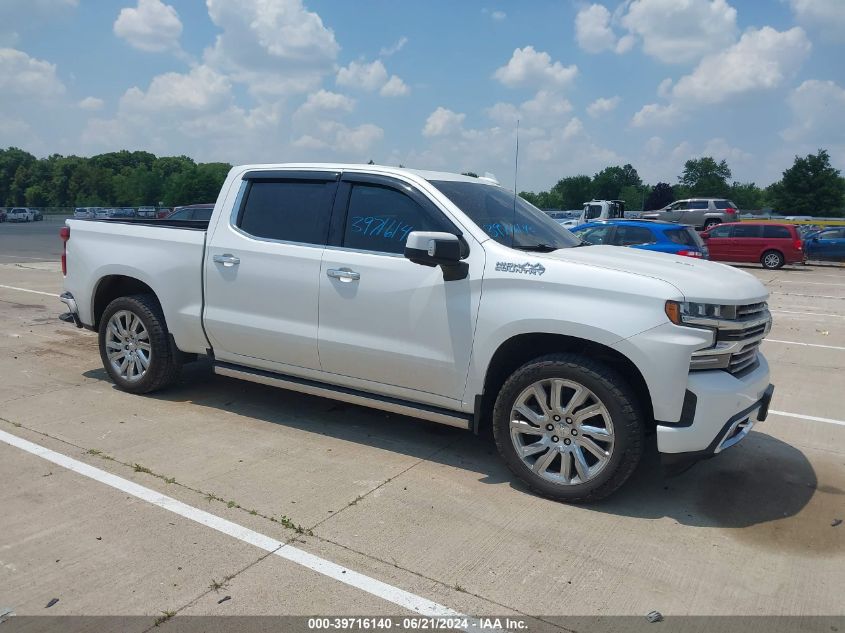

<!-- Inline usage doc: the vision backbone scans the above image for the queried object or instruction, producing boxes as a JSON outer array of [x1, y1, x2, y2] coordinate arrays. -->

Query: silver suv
[[642, 198, 738, 229]]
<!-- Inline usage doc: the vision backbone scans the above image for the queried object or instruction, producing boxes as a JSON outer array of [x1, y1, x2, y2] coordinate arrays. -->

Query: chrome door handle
[[327, 268, 360, 282], [213, 254, 240, 267]]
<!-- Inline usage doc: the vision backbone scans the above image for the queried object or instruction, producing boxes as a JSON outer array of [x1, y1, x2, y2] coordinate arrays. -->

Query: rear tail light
[[60, 226, 70, 275], [794, 238, 802, 251], [725, 207, 737, 215], [677, 250, 703, 258]]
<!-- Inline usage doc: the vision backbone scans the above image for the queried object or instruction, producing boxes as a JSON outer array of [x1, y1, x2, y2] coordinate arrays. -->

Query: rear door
[[203, 170, 339, 371], [681, 200, 708, 227], [729, 223, 763, 262], [703, 224, 733, 260]]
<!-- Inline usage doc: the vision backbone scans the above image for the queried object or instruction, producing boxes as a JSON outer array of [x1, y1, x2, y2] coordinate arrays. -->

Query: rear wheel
[[98, 294, 181, 394], [492, 353, 644, 502], [761, 249, 785, 269], [703, 219, 720, 230]]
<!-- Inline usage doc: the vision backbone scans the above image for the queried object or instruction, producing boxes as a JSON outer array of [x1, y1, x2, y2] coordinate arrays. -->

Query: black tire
[[98, 294, 181, 394], [761, 249, 785, 270], [703, 219, 720, 230], [492, 353, 644, 503]]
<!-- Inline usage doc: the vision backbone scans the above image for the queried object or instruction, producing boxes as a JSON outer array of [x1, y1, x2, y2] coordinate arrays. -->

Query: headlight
[[664, 301, 724, 325]]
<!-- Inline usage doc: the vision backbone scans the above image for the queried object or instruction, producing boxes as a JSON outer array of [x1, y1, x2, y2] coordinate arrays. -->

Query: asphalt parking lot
[[0, 218, 843, 629]]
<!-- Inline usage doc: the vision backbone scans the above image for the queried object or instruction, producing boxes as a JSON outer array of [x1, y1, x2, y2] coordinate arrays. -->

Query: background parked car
[[700, 222, 803, 269], [642, 198, 738, 229], [7, 207, 35, 222], [109, 208, 136, 219], [32, 209, 43, 221], [804, 227, 845, 261], [94, 208, 112, 219], [73, 207, 93, 219], [0, 209, 6, 222], [570, 220, 708, 258], [167, 204, 214, 221]]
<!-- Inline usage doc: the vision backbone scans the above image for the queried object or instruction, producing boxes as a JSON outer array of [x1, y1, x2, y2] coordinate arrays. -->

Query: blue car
[[570, 220, 708, 259], [804, 227, 845, 261]]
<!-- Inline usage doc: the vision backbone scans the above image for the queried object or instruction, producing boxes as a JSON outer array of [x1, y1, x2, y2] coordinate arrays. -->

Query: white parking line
[[0, 429, 471, 621], [765, 338, 845, 351], [0, 284, 58, 298], [771, 309, 845, 319], [769, 410, 845, 427]]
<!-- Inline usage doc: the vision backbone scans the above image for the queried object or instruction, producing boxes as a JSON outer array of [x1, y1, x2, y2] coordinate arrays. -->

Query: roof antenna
[[511, 119, 520, 249]]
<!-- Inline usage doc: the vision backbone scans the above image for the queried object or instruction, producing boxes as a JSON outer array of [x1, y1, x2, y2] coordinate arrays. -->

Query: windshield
[[430, 180, 581, 251]]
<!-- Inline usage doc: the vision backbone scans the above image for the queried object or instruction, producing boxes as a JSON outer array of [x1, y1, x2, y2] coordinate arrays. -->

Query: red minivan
[[700, 222, 804, 269]]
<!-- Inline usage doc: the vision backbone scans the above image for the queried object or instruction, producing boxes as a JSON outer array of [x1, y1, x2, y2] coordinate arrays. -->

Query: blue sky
[[1, 0, 844, 192]]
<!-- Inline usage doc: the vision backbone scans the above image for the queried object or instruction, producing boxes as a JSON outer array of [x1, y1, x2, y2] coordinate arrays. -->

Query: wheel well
[[479, 333, 654, 431], [92, 275, 158, 328]]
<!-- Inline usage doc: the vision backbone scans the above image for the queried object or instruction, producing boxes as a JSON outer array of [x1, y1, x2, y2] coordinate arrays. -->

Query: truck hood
[[542, 245, 768, 303]]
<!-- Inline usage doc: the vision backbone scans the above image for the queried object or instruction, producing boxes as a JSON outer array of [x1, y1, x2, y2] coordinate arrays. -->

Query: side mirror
[[811, 237, 819, 242], [700, 233, 710, 239], [404, 231, 462, 267]]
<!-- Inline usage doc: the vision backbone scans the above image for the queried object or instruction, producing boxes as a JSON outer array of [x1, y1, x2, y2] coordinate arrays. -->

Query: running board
[[213, 361, 472, 430]]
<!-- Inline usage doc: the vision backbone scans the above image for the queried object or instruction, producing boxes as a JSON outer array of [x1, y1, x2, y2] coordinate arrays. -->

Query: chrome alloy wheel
[[509, 379, 615, 485], [763, 252, 782, 269], [105, 310, 151, 382]]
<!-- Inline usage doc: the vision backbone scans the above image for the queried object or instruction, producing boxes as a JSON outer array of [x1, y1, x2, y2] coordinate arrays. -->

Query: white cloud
[[120, 65, 232, 113], [633, 26, 811, 128], [494, 46, 577, 89], [671, 27, 811, 104], [204, 0, 339, 97], [575, 4, 616, 54], [114, 0, 182, 53], [702, 137, 752, 164], [0, 47, 65, 99], [631, 103, 681, 128], [621, 0, 738, 64], [336, 59, 409, 97], [587, 95, 620, 118], [491, 10, 506, 21], [423, 107, 466, 137], [380, 75, 409, 97], [293, 122, 383, 154], [782, 79, 845, 144], [788, 0, 845, 43], [379, 36, 408, 57], [294, 89, 355, 119], [78, 96, 104, 111]]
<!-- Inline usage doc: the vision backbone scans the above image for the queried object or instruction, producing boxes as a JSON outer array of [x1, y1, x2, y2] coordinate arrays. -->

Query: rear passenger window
[[343, 184, 452, 254], [762, 225, 791, 239], [688, 201, 708, 209], [238, 180, 335, 245], [614, 226, 654, 246], [733, 224, 762, 238]]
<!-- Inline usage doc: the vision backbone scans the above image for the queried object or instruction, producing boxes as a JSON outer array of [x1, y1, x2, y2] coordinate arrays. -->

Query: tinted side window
[[193, 208, 213, 221], [576, 225, 613, 245], [343, 184, 451, 254], [762, 225, 791, 239], [732, 224, 762, 238], [709, 225, 732, 238], [819, 229, 843, 239], [614, 226, 654, 246], [688, 201, 708, 209], [239, 180, 334, 245], [584, 204, 602, 220]]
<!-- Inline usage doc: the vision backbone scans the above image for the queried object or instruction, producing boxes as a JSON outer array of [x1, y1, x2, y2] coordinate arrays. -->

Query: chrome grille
[[728, 341, 761, 374]]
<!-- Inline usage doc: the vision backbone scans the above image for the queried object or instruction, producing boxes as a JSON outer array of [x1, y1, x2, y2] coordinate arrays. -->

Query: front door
[[317, 174, 481, 403], [704, 224, 733, 261], [204, 171, 339, 371]]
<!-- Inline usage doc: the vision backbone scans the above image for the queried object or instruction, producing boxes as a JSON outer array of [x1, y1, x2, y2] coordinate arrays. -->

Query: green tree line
[[0, 148, 231, 208], [519, 149, 845, 217]]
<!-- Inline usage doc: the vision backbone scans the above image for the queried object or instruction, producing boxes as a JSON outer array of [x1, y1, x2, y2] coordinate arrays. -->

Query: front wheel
[[492, 353, 644, 502], [98, 294, 181, 394], [761, 250, 785, 269]]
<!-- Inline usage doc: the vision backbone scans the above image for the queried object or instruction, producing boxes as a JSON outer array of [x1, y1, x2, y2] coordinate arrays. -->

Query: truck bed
[[63, 218, 210, 355]]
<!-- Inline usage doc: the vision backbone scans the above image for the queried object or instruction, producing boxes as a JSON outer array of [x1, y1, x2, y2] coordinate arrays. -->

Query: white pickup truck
[[58, 164, 774, 501]]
